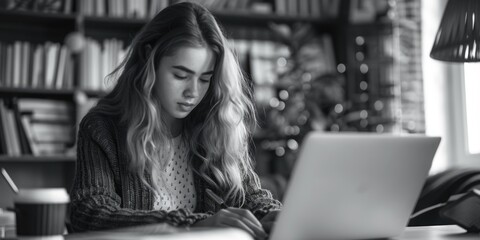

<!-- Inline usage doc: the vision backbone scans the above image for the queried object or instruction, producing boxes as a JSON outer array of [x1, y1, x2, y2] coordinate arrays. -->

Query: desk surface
[[6, 225, 477, 240], [393, 225, 479, 240], [65, 225, 477, 240]]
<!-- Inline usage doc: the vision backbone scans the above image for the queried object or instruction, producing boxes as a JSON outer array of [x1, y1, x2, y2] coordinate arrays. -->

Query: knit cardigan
[[69, 111, 282, 232]]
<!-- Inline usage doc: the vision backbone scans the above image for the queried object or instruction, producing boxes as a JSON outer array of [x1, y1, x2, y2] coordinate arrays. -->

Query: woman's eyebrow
[[172, 65, 213, 75]]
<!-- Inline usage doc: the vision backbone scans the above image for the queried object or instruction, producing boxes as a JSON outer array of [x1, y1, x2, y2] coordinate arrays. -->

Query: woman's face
[[156, 46, 216, 124]]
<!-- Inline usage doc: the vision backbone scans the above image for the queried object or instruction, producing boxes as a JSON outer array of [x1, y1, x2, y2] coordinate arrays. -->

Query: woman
[[69, 2, 281, 239]]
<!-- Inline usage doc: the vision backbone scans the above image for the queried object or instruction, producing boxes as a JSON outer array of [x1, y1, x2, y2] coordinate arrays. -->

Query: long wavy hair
[[92, 2, 259, 206]]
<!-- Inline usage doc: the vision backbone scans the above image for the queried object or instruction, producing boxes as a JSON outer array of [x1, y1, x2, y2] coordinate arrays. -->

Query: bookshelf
[[0, 0, 342, 207], [0, 2, 340, 160], [0, 0, 416, 205], [0, 87, 105, 99]]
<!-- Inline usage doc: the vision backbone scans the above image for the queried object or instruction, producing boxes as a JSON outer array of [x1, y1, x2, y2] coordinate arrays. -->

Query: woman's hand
[[193, 207, 268, 239], [260, 210, 280, 234]]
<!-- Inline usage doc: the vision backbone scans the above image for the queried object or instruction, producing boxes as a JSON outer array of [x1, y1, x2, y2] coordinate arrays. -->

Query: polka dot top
[[153, 135, 196, 212]]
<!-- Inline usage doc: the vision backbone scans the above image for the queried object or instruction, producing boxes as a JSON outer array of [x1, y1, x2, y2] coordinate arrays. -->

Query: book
[[95, 0, 106, 16], [1, 102, 21, 156], [20, 41, 30, 87], [35, 142, 68, 156], [12, 41, 21, 87], [310, 0, 321, 17], [54, 46, 69, 89], [0, 109, 7, 154], [29, 122, 73, 143], [287, 0, 298, 16], [63, 54, 74, 89], [0, 43, 5, 86], [5, 45, 13, 87], [17, 99, 72, 114], [0, 100, 13, 155], [64, 0, 73, 13], [20, 115, 38, 155], [117, 0, 125, 17], [275, 0, 287, 15], [298, 0, 310, 17], [29, 110, 71, 123], [44, 42, 60, 88], [31, 44, 44, 88], [26, 42, 35, 88], [12, 99, 32, 155]]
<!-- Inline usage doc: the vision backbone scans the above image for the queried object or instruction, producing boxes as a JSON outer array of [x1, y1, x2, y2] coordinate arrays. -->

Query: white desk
[[47, 224, 480, 240], [392, 225, 479, 240]]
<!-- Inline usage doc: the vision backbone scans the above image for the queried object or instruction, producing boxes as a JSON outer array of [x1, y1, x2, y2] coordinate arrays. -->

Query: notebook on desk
[[66, 223, 253, 240], [270, 133, 441, 240]]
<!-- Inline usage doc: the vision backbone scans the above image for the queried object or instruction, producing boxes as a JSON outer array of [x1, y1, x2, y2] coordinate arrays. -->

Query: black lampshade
[[430, 0, 480, 62]]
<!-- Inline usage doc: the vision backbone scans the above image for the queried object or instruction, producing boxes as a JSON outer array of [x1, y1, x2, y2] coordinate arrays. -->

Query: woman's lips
[[178, 102, 195, 111]]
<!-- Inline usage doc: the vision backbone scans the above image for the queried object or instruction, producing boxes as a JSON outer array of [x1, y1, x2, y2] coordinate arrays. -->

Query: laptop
[[270, 132, 441, 240]]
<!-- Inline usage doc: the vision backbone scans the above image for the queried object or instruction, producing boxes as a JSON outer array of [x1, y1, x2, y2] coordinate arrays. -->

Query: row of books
[[79, 0, 169, 18], [230, 39, 286, 106], [275, 0, 340, 18], [174, 0, 255, 11], [230, 35, 336, 85], [0, 41, 74, 90], [229, 35, 336, 106], [0, 0, 73, 14], [2, 0, 342, 19], [79, 0, 269, 18], [0, 99, 75, 156], [78, 38, 127, 91]]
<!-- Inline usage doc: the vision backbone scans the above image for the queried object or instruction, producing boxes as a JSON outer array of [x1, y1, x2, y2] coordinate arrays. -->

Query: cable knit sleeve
[[242, 171, 283, 220], [69, 113, 210, 232]]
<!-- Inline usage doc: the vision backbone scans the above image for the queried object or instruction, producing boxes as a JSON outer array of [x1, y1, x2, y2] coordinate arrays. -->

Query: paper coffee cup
[[14, 188, 69, 238]]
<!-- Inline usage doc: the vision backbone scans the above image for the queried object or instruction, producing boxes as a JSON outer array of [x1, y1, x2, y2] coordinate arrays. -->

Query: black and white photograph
[[0, 0, 479, 239]]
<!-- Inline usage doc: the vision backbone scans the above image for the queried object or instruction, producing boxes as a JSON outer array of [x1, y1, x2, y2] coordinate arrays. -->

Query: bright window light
[[463, 63, 480, 154]]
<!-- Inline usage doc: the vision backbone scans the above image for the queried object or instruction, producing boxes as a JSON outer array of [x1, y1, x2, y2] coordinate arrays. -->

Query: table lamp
[[430, 0, 480, 62]]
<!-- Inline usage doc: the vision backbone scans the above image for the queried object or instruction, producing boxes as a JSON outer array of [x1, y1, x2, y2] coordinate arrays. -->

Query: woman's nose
[[183, 78, 199, 98]]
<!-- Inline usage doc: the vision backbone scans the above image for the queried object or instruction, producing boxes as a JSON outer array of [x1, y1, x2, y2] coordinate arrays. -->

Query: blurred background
[[0, 0, 478, 207]]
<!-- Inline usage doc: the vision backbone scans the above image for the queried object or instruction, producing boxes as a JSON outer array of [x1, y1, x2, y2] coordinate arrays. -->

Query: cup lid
[[0, 209, 15, 225], [14, 188, 70, 204]]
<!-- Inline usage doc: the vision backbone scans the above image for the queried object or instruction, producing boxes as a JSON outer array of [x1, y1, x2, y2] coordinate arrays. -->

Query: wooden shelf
[[0, 9, 76, 24], [0, 87, 76, 100], [82, 10, 336, 27], [0, 87, 107, 100], [213, 10, 337, 26], [82, 11, 338, 41], [82, 89, 108, 98], [83, 16, 146, 42], [0, 10, 76, 42], [0, 155, 76, 162]]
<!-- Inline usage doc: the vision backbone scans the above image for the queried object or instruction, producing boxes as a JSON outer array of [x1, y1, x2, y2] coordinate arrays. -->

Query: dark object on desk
[[409, 168, 480, 227], [440, 189, 480, 233]]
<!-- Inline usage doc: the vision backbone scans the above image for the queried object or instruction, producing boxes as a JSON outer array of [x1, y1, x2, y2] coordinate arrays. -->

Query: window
[[463, 64, 480, 155], [448, 63, 480, 168]]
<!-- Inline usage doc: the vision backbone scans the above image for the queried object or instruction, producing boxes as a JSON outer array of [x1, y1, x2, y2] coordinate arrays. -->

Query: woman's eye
[[200, 78, 211, 83], [174, 74, 188, 80]]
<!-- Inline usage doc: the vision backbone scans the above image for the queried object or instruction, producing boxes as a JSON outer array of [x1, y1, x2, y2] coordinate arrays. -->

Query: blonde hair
[[93, 2, 259, 206]]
